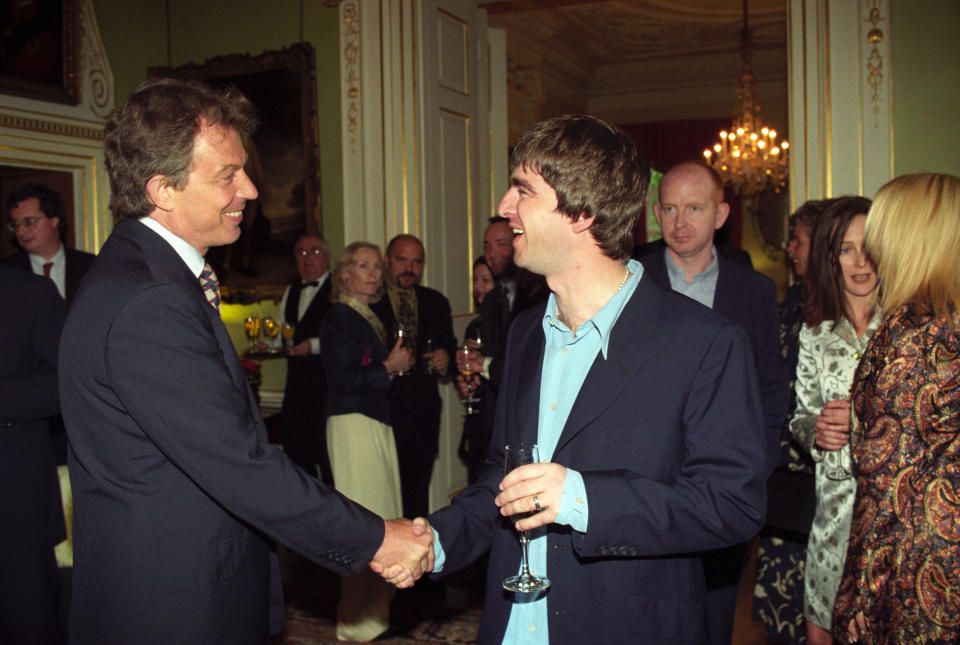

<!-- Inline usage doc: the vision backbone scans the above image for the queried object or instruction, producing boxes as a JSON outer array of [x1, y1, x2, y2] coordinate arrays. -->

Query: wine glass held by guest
[[788, 196, 879, 645], [320, 242, 417, 642], [833, 173, 960, 645]]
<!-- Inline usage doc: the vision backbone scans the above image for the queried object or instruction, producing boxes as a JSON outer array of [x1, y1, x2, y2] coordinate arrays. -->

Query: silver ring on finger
[[533, 495, 541, 512]]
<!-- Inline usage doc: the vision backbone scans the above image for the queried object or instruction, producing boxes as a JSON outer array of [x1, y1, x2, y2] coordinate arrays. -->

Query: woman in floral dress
[[789, 196, 879, 645], [834, 173, 960, 644]]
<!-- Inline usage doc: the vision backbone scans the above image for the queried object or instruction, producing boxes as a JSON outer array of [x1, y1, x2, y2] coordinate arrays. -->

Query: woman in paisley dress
[[834, 173, 960, 644], [754, 199, 827, 644], [789, 196, 879, 645]]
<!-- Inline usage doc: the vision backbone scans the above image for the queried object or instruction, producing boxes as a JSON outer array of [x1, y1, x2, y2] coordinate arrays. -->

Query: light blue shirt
[[664, 244, 718, 308], [433, 259, 644, 645]]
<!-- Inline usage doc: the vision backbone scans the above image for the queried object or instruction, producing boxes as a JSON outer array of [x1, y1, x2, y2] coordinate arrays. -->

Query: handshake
[[368, 517, 434, 588]]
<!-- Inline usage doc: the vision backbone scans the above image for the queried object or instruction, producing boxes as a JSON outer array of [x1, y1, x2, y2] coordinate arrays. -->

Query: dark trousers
[[702, 542, 748, 645], [390, 395, 441, 519], [280, 388, 333, 485]]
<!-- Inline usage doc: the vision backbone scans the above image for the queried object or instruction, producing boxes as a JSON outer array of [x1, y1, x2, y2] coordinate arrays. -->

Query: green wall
[[91, 0, 344, 245], [891, 0, 960, 177]]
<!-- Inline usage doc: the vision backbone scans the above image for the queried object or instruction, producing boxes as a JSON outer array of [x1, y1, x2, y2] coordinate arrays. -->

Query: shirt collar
[[665, 244, 718, 285], [542, 258, 644, 358], [28, 243, 65, 271], [139, 216, 206, 278]]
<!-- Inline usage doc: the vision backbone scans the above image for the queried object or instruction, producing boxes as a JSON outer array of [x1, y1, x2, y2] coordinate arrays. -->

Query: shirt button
[[561, 347, 568, 355], [529, 624, 536, 632], [854, 351, 861, 360], [576, 497, 584, 505], [550, 403, 557, 411]]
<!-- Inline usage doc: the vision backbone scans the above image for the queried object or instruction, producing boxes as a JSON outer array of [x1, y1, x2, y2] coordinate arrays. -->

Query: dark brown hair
[[6, 183, 67, 240], [104, 77, 258, 220], [803, 195, 873, 327], [510, 115, 650, 261]]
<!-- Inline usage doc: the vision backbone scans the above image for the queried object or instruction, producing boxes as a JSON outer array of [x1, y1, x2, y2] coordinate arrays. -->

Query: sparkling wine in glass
[[244, 315, 261, 347], [262, 316, 279, 342], [280, 322, 295, 349], [395, 323, 408, 377], [459, 345, 480, 415], [502, 443, 550, 594]]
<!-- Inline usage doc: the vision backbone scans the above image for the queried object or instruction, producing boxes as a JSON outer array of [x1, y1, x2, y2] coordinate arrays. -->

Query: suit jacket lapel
[[554, 277, 661, 454]]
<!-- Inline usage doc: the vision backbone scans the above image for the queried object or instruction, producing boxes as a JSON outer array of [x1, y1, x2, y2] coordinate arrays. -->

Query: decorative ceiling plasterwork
[[486, 0, 788, 126]]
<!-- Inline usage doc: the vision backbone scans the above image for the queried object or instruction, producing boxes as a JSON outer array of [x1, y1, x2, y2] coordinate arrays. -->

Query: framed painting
[[150, 42, 321, 303], [0, 0, 80, 105]]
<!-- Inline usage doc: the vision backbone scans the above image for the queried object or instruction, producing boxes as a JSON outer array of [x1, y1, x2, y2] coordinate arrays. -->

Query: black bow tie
[[301, 281, 319, 288]]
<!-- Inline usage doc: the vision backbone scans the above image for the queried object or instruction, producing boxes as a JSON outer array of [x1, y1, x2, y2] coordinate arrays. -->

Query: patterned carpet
[[271, 551, 484, 644]]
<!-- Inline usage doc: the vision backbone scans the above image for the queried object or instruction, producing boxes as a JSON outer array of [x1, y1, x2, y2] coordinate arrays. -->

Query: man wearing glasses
[[3, 183, 95, 305], [276, 234, 335, 483]]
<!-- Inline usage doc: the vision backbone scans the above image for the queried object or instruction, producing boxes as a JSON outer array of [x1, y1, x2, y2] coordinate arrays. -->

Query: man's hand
[[454, 373, 481, 399], [496, 462, 567, 531], [369, 518, 434, 588], [424, 348, 449, 373], [287, 339, 312, 357], [455, 346, 484, 377], [814, 398, 851, 451]]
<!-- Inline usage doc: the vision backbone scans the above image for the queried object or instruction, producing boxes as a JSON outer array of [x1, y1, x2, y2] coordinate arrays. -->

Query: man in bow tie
[[58, 77, 432, 645], [275, 233, 335, 483]]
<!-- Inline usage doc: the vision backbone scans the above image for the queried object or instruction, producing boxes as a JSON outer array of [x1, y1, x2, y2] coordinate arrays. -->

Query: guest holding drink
[[834, 174, 960, 644], [458, 257, 495, 483], [788, 196, 879, 645], [321, 242, 414, 642]]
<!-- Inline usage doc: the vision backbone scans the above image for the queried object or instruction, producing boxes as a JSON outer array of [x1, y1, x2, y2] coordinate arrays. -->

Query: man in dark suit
[[3, 183, 96, 305], [636, 160, 789, 645], [0, 265, 66, 644], [455, 218, 548, 472], [58, 77, 431, 645], [371, 234, 457, 518], [276, 233, 334, 483], [420, 115, 767, 644]]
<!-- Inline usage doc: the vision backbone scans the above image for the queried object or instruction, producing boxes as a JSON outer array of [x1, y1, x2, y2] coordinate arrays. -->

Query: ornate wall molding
[[342, 2, 361, 151], [0, 114, 103, 141]]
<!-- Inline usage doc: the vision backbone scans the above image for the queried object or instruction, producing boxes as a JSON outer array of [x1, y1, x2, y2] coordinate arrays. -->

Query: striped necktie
[[199, 262, 221, 312]]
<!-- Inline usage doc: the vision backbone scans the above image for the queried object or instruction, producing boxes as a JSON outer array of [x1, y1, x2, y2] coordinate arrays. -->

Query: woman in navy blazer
[[320, 241, 413, 642]]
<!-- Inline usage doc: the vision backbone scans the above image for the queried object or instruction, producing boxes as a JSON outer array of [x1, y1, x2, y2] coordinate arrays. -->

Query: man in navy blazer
[[422, 116, 767, 644], [637, 161, 789, 645], [58, 78, 431, 644]]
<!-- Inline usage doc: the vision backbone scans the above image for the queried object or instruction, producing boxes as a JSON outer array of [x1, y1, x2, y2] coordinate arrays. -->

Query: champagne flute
[[280, 322, 295, 350], [502, 443, 550, 593], [395, 323, 408, 376], [243, 315, 261, 347], [459, 345, 480, 415]]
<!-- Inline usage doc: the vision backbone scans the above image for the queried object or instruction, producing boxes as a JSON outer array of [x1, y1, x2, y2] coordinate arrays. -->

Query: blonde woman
[[834, 173, 960, 643], [321, 242, 413, 642]]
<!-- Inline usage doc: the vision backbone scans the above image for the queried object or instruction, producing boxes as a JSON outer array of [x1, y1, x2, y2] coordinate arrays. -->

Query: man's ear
[[145, 175, 175, 212], [714, 202, 730, 230], [653, 202, 663, 228], [571, 213, 595, 234]]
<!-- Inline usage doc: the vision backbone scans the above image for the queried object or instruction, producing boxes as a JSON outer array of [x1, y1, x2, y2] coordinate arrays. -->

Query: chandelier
[[704, 0, 789, 196]]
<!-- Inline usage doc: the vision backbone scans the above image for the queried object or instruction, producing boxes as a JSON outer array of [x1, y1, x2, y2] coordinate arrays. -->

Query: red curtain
[[618, 119, 743, 247]]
